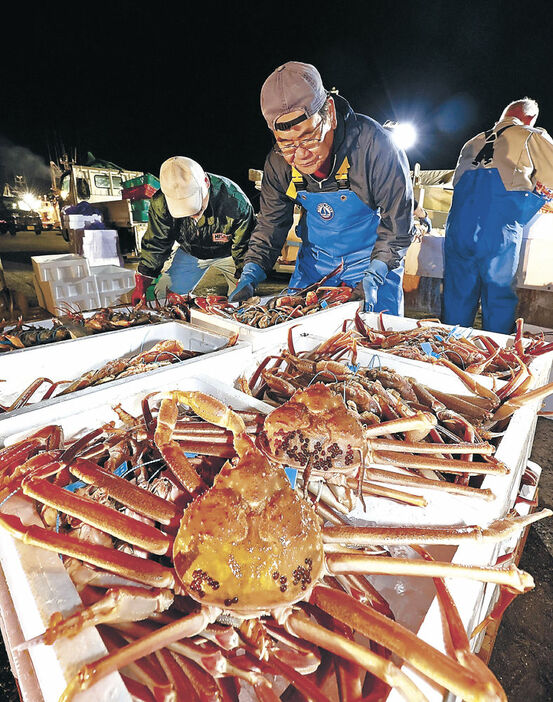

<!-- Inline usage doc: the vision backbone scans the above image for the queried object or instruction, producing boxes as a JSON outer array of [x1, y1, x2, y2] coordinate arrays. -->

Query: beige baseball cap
[[159, 156, 209, 218]]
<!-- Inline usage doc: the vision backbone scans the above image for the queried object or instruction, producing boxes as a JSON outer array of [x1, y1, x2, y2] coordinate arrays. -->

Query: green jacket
[[137, 173, 255, 278]]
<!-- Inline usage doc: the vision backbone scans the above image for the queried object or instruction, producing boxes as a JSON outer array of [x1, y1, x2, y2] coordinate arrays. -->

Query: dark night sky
[[1, 1, 551, 205]]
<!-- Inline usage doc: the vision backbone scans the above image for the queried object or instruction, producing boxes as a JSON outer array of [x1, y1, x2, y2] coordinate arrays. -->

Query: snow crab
[[352, 312, 553, 378], [0, 391, 549, 701]]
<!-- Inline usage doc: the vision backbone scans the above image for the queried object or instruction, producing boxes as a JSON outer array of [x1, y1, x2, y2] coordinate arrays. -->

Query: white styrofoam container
[[0, 375, 270, 702], [0, 373, 539, 702], [31, 254, 91, 284], [92, 265, 135, 307], [190, 299, 360, 350], [92, 265, 135, 293], [0, 343, 254, 445], [82, 229, 122, 268], [0, 321, 233, 415], [201, 327, 541, 529], [41, 275, 101, 315]]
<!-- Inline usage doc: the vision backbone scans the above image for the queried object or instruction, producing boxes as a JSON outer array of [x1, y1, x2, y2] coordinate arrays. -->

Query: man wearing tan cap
[[231, 61, 414, 314], [131, 156, 255, 302]]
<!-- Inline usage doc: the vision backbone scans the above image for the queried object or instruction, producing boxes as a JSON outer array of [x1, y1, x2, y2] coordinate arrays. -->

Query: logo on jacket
[[212, 232, 231, 243], [317, 202, 334, 220]]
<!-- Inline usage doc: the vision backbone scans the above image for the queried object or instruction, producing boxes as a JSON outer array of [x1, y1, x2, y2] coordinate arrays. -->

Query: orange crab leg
[[325, 552, 534, 592], [322, 509, 552, 546], [369, 438, 495, 455], [372, 450, 508, 475], [308, 585, 505, 702], [284, 610, 427, 702], [59, 611, 213, 701], [490, 381, 553, 422], [69, 458, 179, 525], [19, 587, 174, 649], [22, 477, 172, 555], [0, 512, 174, 588], [435, 357, 500, 403], [357, 468, 495, 500]]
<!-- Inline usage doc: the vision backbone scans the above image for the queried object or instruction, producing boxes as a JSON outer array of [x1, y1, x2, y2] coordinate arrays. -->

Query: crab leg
[[0, 513, 174, 587], [18, 586, 174, 649], [372, 450, 508, 475], [369, 438, 494, 454], [285, 610, 427, 702], [69, 458, 179, 525], [325, 552, 534, 592], [154, 396, 208, 496], [435, 357, 500, 404], [490, 381, 553, 422], [59, 610, 214, 702], [355, 468, 495, 500], [22, 477, 172, 555], [308, 585, 505, 702], [322, 509, 552, 546]]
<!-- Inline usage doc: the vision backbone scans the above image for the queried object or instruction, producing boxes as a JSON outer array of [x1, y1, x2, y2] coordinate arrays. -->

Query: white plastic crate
[[42, 275, 101, 315], [31, 254, 91, 284]]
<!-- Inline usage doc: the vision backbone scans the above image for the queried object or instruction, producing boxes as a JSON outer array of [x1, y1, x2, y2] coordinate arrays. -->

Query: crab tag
[[284, 467, 298, 489]]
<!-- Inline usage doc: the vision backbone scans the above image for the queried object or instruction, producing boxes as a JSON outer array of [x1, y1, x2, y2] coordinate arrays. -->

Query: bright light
[[392, 123, 417, 150], [386, 122, 417, 151], [19, 192, 42, 211]]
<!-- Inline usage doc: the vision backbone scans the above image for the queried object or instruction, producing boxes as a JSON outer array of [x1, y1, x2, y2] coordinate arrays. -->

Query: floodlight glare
[[390, 123, 417, 150]]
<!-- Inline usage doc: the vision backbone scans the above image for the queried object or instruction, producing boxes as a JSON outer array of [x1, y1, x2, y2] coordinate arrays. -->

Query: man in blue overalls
[[230, 62, 415, 314], [443, 98, 553, 334]]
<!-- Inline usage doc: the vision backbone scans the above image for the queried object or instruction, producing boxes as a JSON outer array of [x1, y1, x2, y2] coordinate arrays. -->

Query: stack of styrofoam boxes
[[81, 229, 124, 267], [32, 255, 135, 314], [91, 265, 135, 307], [32, 254, 100, 314]]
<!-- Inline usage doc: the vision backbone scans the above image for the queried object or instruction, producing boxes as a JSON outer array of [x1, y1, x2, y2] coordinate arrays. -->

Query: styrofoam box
[[0, 343, 255, 445], [41, 275, 101, 315], [91, 265, 135, 293], [92, 265, 135, 307], [190, 299, 361, 350], [0, 321, 233, 417], [82, 230, 122, 268], [31, 254, 91, 284], [199, 326, 543, 529], [0, 374, 538, 702]]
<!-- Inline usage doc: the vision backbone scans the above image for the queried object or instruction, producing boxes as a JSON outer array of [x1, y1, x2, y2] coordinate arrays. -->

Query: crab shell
[[259, 383, 364, 474], [173, 441, 324, 617]]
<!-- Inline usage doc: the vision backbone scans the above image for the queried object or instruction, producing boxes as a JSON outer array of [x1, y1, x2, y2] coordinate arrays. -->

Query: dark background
[[1, 1, 550, 204]]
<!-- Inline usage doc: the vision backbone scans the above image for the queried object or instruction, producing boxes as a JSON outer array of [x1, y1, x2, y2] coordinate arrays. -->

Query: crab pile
[[237, 331, 553, 507], [0, 387, 550, 701], [0, 317, 71, 353], [352, 313, 553, 378], [195, 263, 354, 329]]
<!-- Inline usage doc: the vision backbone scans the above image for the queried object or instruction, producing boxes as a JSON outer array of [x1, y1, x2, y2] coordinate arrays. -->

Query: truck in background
[[50, 153, 148, 255]]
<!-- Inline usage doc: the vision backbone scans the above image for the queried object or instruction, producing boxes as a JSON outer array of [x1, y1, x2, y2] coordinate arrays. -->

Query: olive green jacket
[[137, 173, 255, 279]]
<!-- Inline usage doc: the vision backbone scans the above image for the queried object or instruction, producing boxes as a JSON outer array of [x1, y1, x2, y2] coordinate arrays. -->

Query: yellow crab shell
[[173, 442, 324, 617]]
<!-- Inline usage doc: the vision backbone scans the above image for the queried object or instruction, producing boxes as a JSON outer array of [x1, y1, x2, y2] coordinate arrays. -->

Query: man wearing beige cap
[[231, 61, 414, 313], [131, 156, 255, 302]]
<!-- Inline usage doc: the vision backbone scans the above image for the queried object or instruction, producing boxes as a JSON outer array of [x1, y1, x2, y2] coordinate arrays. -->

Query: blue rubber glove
[[419, 213, 432, 233], [229, 262, 266, 302], [361, 259, 389, 312]]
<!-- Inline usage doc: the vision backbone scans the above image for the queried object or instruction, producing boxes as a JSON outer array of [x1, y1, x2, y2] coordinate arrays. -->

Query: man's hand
[[358, 259, 389, 312], [228, 262, 266, 303], [131, 272, 154, 305]]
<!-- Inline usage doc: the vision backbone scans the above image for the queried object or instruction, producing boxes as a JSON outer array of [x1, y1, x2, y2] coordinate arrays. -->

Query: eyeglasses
[[273, 117, 329, 157]]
